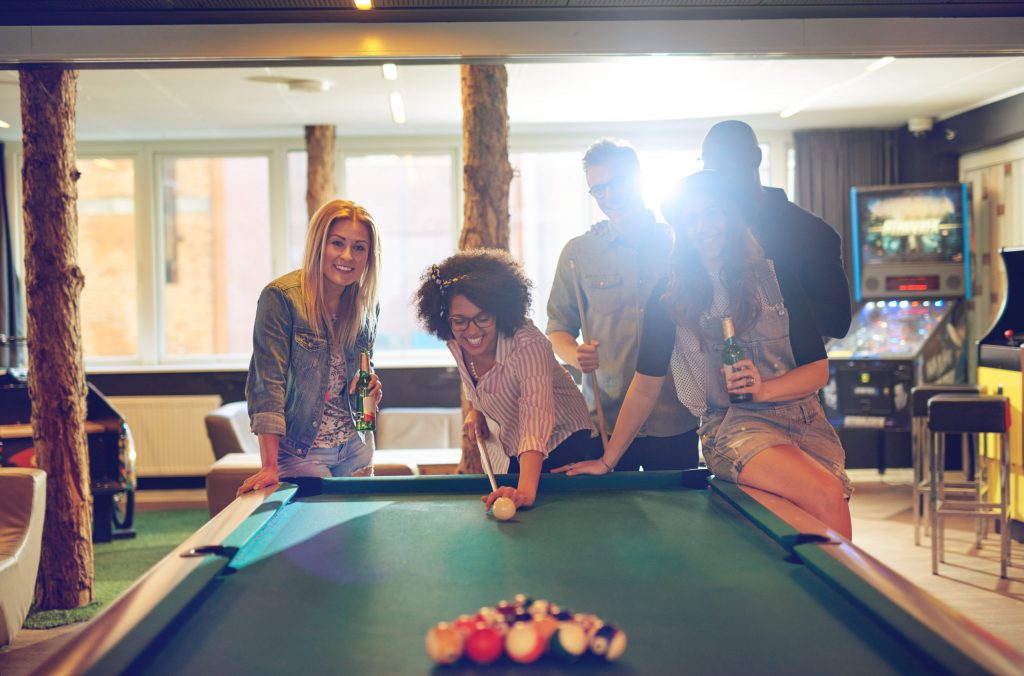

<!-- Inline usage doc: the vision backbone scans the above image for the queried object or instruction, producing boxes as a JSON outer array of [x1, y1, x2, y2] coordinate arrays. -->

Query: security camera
[[908, 117, 934, 137]]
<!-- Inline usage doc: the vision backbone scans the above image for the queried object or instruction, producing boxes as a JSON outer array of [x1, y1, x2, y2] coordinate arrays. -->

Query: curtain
[[0, 141, 27, 371], [793, 129, 899, 288]]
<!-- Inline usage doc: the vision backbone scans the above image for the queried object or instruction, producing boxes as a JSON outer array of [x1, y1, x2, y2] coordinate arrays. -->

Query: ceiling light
[[389, 92, 406, 125], [382, 64, 398, 81], [354, 0, 372, 9], [780, 83, 841, 119], [0, 119, 10, 129], [866, 56, 896, 72]]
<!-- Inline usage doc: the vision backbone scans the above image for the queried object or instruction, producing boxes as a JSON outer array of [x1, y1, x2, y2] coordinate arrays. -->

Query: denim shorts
[[698, 396, 852, 497], [278, 436, 372, 479]]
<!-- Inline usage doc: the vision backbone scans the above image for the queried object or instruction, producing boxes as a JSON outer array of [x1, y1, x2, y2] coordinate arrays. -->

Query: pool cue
[[569, 259, 611, 454], [475, 435, 499, 493]]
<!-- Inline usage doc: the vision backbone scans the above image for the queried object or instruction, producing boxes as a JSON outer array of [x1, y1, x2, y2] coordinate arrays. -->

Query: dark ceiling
[[4, 1, 1024, 26]]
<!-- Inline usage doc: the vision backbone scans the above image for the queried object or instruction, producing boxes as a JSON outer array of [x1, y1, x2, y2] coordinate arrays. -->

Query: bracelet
[[600, 458, 614, 473]]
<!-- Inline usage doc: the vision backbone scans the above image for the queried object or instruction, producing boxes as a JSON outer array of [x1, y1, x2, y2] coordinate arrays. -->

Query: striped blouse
[[449, 320, 594, 459]]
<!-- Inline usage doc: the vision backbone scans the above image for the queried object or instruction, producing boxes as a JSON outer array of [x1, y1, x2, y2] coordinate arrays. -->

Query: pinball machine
[[976, 246, 1024, 540], [0, 367, 137, 542], [824, 182, 969, 470]]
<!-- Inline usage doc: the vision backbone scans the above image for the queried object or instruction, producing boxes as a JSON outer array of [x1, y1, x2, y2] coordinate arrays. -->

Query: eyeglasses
[[448, 312, 495, 331], [588, 174, 633, 198]]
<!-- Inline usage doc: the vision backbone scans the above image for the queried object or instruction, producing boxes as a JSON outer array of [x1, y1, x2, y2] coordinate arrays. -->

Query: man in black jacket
[[701, 120, 852, 339]]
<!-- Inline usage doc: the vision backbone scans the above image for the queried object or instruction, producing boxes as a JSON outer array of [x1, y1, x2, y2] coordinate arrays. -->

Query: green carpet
[[24, 508, 208, 629]]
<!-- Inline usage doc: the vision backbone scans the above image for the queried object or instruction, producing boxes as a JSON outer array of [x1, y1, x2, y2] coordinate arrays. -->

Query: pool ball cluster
[[425, 594, 627, 666]]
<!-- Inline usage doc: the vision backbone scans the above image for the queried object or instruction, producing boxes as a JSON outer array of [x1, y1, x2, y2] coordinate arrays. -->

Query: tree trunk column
[[458, 64, 513, 473], [305, 125, 336, 220], [20, 68, 95, 609]]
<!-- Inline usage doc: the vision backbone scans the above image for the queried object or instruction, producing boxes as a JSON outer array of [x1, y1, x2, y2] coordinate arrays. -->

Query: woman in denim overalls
[[557, 172, 852, 539], [238, 200, 383, 495]]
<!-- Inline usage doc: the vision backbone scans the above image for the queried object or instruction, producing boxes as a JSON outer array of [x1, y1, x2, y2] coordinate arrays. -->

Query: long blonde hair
[[301, 200, 381, 349]]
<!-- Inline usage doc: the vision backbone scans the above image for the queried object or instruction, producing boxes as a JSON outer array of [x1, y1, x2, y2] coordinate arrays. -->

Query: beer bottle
[[722, 316, 752, 404], [355, 350, 376, 431]]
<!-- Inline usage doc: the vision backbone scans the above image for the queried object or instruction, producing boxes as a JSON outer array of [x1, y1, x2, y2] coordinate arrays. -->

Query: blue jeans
[[278, 436, 372, 478]]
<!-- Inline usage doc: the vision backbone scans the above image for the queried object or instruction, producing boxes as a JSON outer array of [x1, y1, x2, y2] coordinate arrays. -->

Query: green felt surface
[[115, 474, 954, 675]]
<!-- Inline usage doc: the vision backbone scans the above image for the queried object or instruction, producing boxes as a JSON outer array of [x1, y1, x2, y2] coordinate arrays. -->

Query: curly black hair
[[414, 249, 533, 340]]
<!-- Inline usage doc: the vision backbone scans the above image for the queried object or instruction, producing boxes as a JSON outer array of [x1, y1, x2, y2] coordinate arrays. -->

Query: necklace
[[468, 359, 480, 381]]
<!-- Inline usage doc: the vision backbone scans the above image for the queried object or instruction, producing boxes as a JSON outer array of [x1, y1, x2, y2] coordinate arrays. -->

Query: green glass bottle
[[722, 316, 752, 404], [355, 350, 376, 431]]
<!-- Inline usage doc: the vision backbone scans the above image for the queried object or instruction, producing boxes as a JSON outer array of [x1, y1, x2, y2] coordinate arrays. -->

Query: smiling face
[[676, 193, 728, 263], [448, 293, 498, 361], [321, 218, 370, 295]]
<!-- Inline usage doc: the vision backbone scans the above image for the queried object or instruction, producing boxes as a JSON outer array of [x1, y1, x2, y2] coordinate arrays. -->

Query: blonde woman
[[238, 200, 382, 494]]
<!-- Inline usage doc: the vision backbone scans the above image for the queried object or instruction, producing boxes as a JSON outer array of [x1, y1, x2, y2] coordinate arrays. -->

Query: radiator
[[107, 395, 222, 477]]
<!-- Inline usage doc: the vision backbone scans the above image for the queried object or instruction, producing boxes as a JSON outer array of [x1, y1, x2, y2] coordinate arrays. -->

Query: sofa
[[204, 403, 463, 516], [0, 467, 46, 647]]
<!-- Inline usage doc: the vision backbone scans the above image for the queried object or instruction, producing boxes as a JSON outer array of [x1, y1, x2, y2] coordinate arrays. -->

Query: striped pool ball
[[531, 613, 559, 648], [590, 624, 628, 661], [550, 622, 588, 662], [425, 623, 464, 665], [505, 622, 545, 664], [465, 626, 504, 665]]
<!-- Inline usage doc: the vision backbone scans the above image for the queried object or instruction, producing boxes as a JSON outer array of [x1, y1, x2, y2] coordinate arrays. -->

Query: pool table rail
[[34, 483, 290, 676], [718, 482, 1024, 676]]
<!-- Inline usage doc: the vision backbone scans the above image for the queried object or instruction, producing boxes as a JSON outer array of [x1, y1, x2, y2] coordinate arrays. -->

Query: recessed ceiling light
[[382, 64, 398, 81], [354, 0, 372, 9], [866, 56, 896, 72], [389, 92, 406, 125]]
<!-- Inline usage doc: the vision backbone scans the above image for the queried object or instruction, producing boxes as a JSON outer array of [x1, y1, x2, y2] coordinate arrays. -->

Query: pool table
[[42, 471, 1022, 675]]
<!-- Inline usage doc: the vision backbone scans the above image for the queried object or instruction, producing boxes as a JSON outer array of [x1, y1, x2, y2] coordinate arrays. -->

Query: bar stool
[[910, 384, 979, 545], [928, 393, 1012, 578]]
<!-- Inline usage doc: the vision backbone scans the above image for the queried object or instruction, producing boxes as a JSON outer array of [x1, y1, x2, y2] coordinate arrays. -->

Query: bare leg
[[738, 444, 852, 540]]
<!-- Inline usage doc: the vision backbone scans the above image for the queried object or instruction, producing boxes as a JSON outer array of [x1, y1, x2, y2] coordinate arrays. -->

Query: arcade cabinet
[[0, 368, 137, 542], [976, 246, 1024, 542], [825, 182, 969, 471]]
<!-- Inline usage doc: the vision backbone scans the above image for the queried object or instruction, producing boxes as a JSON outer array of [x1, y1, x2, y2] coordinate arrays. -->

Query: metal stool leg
[[913, 417, 922, 545], [931, 430, 941, 574], [1000, 431, 1010, 579]]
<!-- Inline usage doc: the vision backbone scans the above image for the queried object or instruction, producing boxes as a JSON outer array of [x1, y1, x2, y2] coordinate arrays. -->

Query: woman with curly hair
[[239, 199, 383, 495], [556, 171, 852, 539], [414, 249, 596, 511]]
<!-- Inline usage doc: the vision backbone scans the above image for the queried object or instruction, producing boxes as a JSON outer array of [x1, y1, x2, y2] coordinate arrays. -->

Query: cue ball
[[492, 497, 517, 521]]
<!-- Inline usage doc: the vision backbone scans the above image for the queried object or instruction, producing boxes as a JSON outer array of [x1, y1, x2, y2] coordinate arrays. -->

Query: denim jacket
[[246, 270, 372, 458]]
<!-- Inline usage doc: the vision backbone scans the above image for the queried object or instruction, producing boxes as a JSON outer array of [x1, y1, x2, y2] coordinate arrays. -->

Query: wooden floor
[[1, 471, 1022, 674]]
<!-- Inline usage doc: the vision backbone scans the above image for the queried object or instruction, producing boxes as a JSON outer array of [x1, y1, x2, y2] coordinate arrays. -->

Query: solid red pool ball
[[505, 622, 544, 664], [453, 614, 481, 636], [425, 623, 464, 665], [465, 626, 504, 665]]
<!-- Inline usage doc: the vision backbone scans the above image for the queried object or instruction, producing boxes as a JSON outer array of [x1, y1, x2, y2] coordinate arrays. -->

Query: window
[[286, 150, 309, 269], [343, 153, 455, 351], [78, 157, 138, 359], [158, 156, 272, 358]]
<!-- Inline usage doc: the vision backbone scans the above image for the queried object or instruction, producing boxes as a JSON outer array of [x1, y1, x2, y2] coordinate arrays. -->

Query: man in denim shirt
[[547, 139, 699, 470]]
